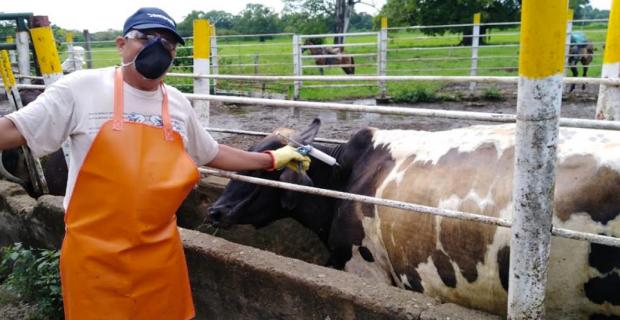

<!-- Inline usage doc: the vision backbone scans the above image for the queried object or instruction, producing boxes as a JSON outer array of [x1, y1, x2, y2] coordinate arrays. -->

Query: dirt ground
[[208, 82, 600, 150]]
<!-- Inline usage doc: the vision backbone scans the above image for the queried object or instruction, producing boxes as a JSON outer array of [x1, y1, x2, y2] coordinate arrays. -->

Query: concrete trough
[[0, 179, 499, 319]]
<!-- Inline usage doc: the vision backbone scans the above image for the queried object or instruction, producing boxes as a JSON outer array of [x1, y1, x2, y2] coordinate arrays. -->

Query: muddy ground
[[208, 83, 600, 150]]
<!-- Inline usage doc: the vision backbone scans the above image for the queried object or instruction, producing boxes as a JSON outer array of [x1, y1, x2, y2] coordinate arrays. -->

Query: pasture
[[65, 21, 609, 101]]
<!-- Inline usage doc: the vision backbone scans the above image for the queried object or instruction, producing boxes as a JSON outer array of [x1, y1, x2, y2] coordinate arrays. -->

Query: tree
[[281, 0, 336, 34], [234, 3, 282, 39], [381, 0, 593, 45], [334, 0, 355, 45], [380, 0, 521, 45], [177, 10, 236, 37]]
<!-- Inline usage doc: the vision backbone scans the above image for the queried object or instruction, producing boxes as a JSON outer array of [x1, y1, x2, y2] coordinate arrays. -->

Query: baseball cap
[[123, 7, 185, 45]]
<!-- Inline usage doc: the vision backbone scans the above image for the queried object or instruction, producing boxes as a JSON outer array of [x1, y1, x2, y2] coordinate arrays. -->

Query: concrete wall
[[0, 180, 500, 320]]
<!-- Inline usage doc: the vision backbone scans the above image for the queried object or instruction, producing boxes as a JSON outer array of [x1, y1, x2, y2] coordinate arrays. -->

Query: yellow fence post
[[193, 19, 211, 127], [30, 16, 70, 168], [30, 17, 63, 84], [595, 0, 620, 120], [5, 36, 17, 69], [564, 9, 574, 76], [508, 0, 567, 319]]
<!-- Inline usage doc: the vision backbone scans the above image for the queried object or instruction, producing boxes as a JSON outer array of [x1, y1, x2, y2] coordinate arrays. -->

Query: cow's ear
[[294, 118, 321, 145], [279, 169, 314, 210]]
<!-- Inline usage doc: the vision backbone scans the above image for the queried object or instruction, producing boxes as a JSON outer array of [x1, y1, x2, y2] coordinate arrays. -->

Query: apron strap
[[160, 84, 174, 142], [113, 68, 174, 141], [113, 68, 124, 131]]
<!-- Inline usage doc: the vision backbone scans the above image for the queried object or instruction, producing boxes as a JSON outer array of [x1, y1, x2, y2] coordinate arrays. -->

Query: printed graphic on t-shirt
[[86, 112, 189, 143]]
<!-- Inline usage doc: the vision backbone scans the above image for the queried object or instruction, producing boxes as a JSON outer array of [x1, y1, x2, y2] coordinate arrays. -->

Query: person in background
[[0, 7, 308, 320]]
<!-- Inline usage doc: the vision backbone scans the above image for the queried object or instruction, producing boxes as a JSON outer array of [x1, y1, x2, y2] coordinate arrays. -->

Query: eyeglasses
[[125, 30, 177, 52]]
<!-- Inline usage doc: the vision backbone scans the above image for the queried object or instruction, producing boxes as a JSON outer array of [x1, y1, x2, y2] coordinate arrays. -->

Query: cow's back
[[357, 124, 620, 319]]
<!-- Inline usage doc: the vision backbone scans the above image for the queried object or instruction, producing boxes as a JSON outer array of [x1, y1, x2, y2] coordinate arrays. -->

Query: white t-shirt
[[6, 67, 219, 208]]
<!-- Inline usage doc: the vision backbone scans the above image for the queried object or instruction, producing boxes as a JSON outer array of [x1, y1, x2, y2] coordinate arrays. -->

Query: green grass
[[72, 24, 609, 101]]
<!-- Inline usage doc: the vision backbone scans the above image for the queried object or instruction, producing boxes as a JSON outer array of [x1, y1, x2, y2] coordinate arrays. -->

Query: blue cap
[[123, 7, 184, 45]]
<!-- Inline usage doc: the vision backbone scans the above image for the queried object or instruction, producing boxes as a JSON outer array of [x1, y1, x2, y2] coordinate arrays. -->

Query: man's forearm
[[0, 117, 26, 150], [206, 144, 272, 171]]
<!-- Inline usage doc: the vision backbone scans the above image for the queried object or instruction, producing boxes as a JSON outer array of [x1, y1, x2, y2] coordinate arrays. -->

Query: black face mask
[[128, 37, 173, 80]]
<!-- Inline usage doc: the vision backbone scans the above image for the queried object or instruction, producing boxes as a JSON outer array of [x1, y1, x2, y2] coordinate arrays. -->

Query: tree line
[[0, 0, 611, 44]]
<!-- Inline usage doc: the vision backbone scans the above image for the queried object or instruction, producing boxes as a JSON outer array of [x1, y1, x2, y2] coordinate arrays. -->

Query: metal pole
[[595, 0, 620, 120], [210, 24, 218, 94], [378, 17, 388, 100], [83, 29, 93, 69], [192, 19, 211, 127], [564, 10, 574, 76], [469, 13, 481, 93], [508, 1, 567, 319], [15, 18, 30, 84], [292, 34, 301, 100]]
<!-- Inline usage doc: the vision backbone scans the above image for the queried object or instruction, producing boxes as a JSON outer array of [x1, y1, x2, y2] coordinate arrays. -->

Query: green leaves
[[0, 243, 63, 320]]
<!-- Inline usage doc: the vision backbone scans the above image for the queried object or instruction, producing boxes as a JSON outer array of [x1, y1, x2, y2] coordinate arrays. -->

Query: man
[[0, 7, 308, 320]]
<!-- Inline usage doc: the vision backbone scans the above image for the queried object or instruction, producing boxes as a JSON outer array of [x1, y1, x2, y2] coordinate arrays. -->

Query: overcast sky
[[0, 0, 611, 32]]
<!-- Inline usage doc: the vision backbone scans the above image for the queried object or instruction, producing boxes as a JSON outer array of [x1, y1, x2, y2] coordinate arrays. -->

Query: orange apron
[[60, 68, 199, 320]]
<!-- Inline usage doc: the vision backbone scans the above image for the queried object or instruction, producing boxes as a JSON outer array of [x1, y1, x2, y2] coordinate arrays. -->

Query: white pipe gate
[[3, 9, 620, 318]]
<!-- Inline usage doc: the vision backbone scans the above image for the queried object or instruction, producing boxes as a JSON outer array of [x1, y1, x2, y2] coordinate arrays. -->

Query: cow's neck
[[288, 143, 348, 244]]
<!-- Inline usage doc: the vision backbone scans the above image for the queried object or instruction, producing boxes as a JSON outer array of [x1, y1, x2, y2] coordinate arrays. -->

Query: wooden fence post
[[15, 17, 30, 84], [209, 24, 217, 94], [83, 29, 93, 69]]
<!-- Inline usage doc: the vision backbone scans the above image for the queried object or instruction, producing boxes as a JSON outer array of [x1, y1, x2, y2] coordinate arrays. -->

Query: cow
[[207, 119, 620, 319], [568, 32, 595, 93]]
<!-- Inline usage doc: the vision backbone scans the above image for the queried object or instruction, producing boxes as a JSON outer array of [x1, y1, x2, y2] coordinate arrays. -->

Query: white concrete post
[[293, 34, 302, 100], [15, 22, 31, 84], [193, 19, 211, 127], [469, 13, 481, 93], [210, 24, 218, 95], [508, 1, 567, 319], [564, 10, 574, 76], [595, 0, 620, 120], [378, 17, 388, 99]]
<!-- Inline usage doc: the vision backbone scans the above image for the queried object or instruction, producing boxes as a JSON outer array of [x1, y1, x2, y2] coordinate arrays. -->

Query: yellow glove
[[266, 145, 311, 172]]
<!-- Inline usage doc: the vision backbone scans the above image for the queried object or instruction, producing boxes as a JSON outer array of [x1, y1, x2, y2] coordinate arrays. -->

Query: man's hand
[[267, 145, 311, 172]]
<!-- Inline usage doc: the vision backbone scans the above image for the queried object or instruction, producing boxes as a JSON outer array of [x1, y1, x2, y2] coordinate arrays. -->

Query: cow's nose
[[206, 205, 231, 227], [207, 206, 222, 221]]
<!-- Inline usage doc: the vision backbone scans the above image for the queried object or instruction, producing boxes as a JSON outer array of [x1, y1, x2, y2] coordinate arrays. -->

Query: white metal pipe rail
[[300, 43, 376, 49], [200, 168, 620, 248], [301, 53, 377, 59], [206, 127, 345, 144], [184, 93, 620, 131], [299, 31, 378, 38], [166, 73, 620, 86]]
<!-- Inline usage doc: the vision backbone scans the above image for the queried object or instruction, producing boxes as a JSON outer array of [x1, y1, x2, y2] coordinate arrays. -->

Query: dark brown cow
[[302, 38, 355, 75], [568, 32, 595, 93], [208, 119, 620, 319]]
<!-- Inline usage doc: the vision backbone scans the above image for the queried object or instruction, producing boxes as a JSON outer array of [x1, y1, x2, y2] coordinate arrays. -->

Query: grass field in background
[[66, 22, 608, 102]]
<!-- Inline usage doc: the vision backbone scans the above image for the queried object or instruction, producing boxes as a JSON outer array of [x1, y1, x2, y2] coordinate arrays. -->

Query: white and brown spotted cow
[[207, 119, 620, 319]]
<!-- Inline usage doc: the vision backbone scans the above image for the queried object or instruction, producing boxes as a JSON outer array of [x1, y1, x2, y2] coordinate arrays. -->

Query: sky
[[0, 0, 611, 33]]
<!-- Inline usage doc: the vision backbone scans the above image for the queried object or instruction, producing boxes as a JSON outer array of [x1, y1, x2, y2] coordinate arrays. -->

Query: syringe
[[277, 133, 340, 167]]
